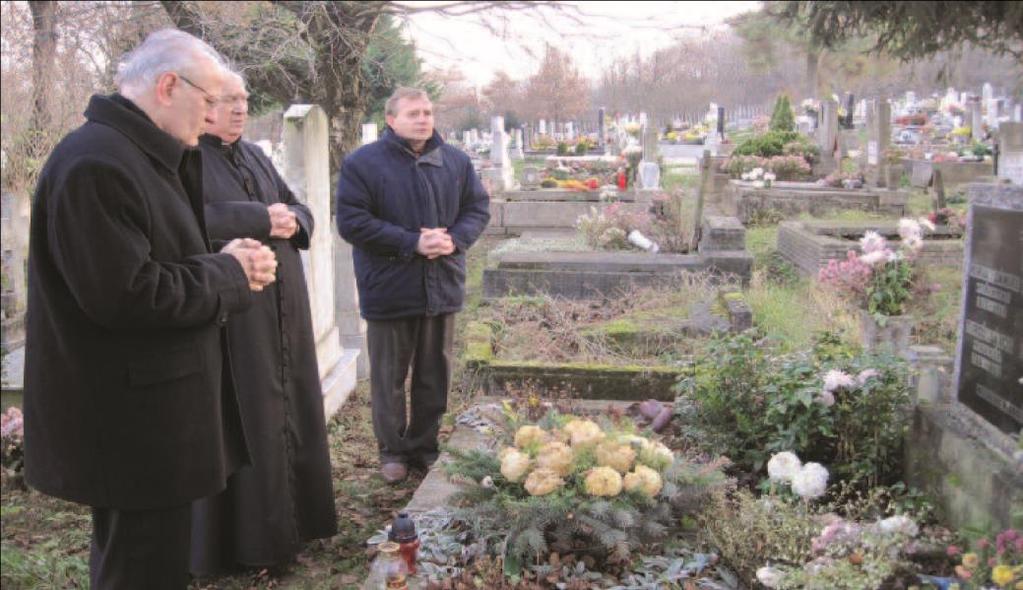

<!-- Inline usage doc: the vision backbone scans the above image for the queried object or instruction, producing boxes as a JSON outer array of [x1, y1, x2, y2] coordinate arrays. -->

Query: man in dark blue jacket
[[336, 87, 490, 482]]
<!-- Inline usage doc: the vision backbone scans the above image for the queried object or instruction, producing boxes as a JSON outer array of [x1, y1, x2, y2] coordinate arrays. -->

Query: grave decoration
[[540, 155, 620, 191], [575, 200, 687, 253], [817, 217, 936, 351], [439, 403, 732, 577], [724, 96, 819, 181]]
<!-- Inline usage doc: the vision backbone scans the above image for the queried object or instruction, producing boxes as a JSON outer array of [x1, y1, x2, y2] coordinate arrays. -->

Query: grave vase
[[859, 310, 912, 355]]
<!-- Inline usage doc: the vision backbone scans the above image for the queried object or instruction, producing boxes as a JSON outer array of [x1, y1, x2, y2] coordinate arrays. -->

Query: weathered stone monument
[[597, 107, 606, 148], [998, 121, 1023, 186], [906, 182, 1023, 531], [817, 99, 840, 175], [970, 97, 984, 142], [283, 105, 359, 417], [511, 128, 525, 160], [361, 122, 378, 146], [482, 116, 514, 192], [638, 125, 660, 189], [865, 97, 892, 187]]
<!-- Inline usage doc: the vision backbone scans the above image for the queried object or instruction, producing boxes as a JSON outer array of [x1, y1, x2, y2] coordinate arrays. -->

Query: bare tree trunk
[[29, 1, 58, 146], [805, 47, 820, 99]]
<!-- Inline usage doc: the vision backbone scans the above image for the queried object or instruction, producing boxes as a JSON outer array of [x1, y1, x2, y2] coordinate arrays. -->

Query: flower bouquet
[[442, 406, 730, 575]]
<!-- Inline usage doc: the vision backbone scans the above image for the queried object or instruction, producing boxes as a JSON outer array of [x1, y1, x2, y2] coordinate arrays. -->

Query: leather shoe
[[380, 462, 407, 483]]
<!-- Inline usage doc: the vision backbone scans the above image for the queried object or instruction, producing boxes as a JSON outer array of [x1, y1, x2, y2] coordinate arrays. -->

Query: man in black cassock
[[189, 71, 337, 575]]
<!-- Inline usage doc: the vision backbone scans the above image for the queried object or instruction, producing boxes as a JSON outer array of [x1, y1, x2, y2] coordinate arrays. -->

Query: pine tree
[[770, 95, 795, 133]]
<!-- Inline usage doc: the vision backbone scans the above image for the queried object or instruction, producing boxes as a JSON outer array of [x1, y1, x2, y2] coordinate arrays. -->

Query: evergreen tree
[[769, 95, 795, 133]]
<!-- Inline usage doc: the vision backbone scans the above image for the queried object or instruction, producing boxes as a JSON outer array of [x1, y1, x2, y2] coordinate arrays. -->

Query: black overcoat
[[189, 135, 336, 573], [23, 94, 252, 510]]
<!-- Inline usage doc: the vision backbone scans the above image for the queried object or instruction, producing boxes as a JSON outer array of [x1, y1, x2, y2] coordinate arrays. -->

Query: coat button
[[218, 313, 229, 326]]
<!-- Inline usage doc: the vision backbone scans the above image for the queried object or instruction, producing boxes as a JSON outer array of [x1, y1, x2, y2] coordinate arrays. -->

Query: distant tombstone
[[970, 98, 984, 141], [511, 128, 525, 160], [641, 125, 659, 163], [638, 161, 661, 190], [953, 184, 1023, 435], [866, 98, 891, 187], [987, 98, 1000, 129], [998, 122, 1023, 186], [538, 119, 547, 135], [844, 93, 856, 129], [462, 130, 471, 148], [982, 82, 993, 105], [1015, 104, 1023, 123], [639, 112, 648, 127], [817, 99, 840, 174], [565, 121, 574, 138], [522, 125, 533, 151], [521, 166, 541, 189], [911, 161, 934, 188], [598, 107, 606, 147], [716, 106, 725, 139], [361, 123, 378, 146]]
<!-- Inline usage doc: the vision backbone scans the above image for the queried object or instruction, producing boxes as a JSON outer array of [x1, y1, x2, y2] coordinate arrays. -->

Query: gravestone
[[1015, 104, 1022, 123], [641, 125, 659, 164], [484, 116, 514, 192], [361, 123, 378, 146], [521, 166, 541, 189], [511, 128, 525, 161], [538, 119, 547, 135], [954, 184, 1023, 436], [970, 98, 984, 142], [716, 106, 725, 140], [998, 122, 1023, 186], [817, 99, 840, 175], [866, 98, 892, 187], [283, 105, 359, 416], [987, 99, 1000, 130], [598, 107, 606, 147]]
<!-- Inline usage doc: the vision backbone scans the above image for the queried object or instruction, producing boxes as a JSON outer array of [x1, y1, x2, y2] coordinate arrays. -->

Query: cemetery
[[1, 2, 1022, 590]]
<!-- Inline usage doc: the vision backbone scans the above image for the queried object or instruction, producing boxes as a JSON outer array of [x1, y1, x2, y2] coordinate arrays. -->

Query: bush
[[732, 130, 800, 158], [675, 332, 911, 489], [770, 95, 796, 133], [724, 154, 812, 180], [556, 142, 570, 156]]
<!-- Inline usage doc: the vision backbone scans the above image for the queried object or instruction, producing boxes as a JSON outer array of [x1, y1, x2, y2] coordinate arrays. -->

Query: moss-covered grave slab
[[723, 179, 908, 222]]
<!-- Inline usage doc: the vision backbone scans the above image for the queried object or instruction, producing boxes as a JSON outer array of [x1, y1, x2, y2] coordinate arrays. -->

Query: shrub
[[770, 95, 796, 133], [675, 332, 911, 489], [556, 141, 570, 156], [732, 130, 800, 159], [725, 154, 811, 180]]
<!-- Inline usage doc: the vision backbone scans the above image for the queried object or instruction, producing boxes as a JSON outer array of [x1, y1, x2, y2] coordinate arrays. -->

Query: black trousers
[[367, 314, 455, 466], [90, 504, 191, 590]]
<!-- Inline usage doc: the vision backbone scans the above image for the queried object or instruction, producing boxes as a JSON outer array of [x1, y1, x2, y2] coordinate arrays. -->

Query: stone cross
[[283, 105, 358, 414]]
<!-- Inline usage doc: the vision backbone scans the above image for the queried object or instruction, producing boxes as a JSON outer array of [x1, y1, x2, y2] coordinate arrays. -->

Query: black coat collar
[[84, 94, 188, 172], [382, 126, 444, 167]]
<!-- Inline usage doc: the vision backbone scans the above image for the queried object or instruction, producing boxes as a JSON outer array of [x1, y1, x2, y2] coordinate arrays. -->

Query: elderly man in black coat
[[336, 87, 490, 483], [23, 30, 277, 590], [189, 71, 337, 576]]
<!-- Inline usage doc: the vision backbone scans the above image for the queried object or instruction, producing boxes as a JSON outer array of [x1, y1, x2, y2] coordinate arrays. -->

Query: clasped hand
[[416, 227, 454, 260], [221, 238, 278, 292], [268, 203, 298, 239]]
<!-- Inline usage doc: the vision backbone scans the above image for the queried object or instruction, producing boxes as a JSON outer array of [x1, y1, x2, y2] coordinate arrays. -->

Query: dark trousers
[[367, 314, 455, 466], [90, 504, 191, 590]]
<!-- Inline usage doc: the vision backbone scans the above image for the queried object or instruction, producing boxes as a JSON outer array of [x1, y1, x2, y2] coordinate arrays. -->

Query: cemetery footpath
[[3, 98, 1023, 590]]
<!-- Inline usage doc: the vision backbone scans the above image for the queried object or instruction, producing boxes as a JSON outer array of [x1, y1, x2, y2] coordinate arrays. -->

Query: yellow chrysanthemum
[[524, 468, 564, 496], [623, 464, 663, 498], [536, 441, 574, 476], [584, 466, 623, 497], [500, 449, 531, 483], [513, 425, 548, 449], [595, 441, 636, 473], [992, 565, 1015, 587], [562, 419, 605, 447]]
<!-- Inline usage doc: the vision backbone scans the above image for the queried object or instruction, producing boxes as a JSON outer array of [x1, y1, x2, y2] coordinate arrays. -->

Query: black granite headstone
[[717, 106, 725, 137], [954, 185, 1023, 435]]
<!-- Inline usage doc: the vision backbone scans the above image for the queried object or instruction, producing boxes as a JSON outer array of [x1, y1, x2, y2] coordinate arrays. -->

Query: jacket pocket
[[128, 346, 203, 388]]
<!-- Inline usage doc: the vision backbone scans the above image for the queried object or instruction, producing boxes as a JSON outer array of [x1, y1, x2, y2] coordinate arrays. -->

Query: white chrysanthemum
[[898, 218, 922, 241], [886, 249, 901, 262], [480, 476, 494, 489], [562, 419, 605, 447], [622, 464, 663, 498], [524, 468, 564, 496], [816, 390, 835, 407], [595, 441, 636, 473], [741, 172, 750, 181], [514, 425, 548, 449], [857, 369, 879, 384], [500, 449, 531, 483], [903, 235, 923, 252], [918, 217, 936, 232], [536, 441, 574, 477], [584, 466, 623, 497], [859, 250, 889, 266], [877, 515, 919, 537], [792, 462, 829, 500], [859, 230, 886, 254], [767, 451, 802, 483], [751, 167, 765, 178], [756, 566, 783, 589], [638, 440, 674, 471], [764, 172, 777, 181], [823, 369, 856, 393]]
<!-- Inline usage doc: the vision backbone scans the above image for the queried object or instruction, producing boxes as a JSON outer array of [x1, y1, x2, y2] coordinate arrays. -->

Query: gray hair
[[115, 29, 226, 91], [385, 87, 430, 116]]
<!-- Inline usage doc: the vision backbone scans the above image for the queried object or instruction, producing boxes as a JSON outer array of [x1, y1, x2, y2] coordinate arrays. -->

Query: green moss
[[490, 359, 682, 375], [464, 321, 494, 364]]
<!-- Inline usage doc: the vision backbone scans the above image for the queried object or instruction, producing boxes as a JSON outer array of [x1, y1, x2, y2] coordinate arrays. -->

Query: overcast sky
[[403, 1, 762, 87]]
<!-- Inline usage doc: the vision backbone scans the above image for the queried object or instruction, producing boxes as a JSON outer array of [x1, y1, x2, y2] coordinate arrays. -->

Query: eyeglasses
[[177, 74, 219, 108]]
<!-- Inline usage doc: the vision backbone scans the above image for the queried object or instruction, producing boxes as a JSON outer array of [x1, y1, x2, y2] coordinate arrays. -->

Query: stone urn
[[859, 310, 912, 355]]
